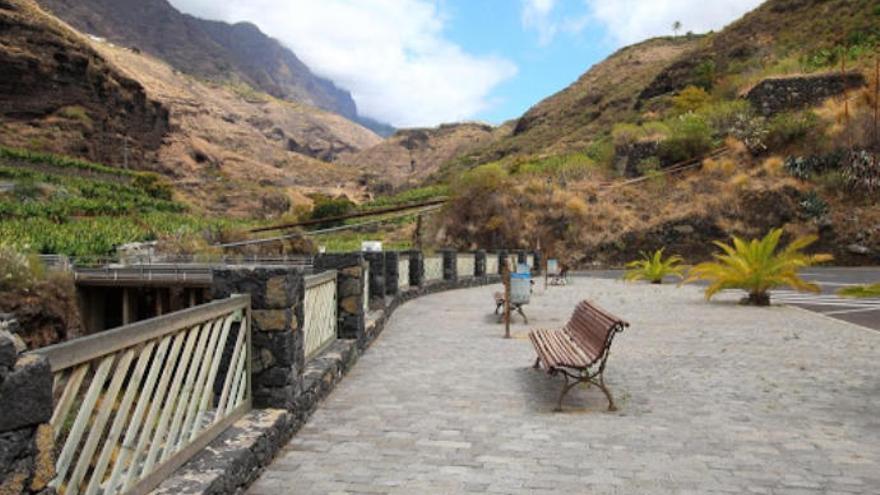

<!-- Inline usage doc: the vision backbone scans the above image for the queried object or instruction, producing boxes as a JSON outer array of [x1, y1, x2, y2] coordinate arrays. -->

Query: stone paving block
[[246, 280, 880, 494]]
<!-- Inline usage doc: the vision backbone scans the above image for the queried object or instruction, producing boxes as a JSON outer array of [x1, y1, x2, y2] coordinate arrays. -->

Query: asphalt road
[[574, 267, 880, 331]]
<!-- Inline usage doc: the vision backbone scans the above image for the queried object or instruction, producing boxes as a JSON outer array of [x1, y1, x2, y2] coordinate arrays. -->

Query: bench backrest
[[563, 300, 628, 366]]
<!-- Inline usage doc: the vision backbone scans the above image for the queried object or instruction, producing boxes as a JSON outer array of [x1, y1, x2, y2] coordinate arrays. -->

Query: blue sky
[[169, 0, 762, 128]]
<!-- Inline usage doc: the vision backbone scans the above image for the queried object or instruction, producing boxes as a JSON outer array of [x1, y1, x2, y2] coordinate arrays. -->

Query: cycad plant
[[685, 229, 832, 306], [623, 248, 685, 284]]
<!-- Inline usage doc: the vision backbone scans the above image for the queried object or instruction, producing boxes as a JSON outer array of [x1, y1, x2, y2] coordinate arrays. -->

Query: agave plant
[[685, 228, 832, 306], [623, 248, 685, 284]]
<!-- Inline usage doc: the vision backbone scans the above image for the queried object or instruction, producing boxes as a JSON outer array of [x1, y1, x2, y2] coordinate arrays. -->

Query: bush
[[784, 150, 845, 179], [672, 85, 712, 114], [799, 190, 829, 219], [132, 173, 174, 200], [685, 228, 833, 305], [658, 114, 714, 164], [765, 111, 821, 150], [700, 100, 753, 137], [0, 244, 44, 291], [611, 123, 644, 147], [842, 150, 880, 194], [309, 196, 355, 227]]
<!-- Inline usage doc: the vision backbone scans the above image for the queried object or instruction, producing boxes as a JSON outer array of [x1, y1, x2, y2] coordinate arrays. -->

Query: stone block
[[30, 424, 54, 492], [251, 309, 289, 332], [0, 355, 52, 432], [264, 276, 291, 308], [340, 295, 361, 315], [0, 332, 16, 370]]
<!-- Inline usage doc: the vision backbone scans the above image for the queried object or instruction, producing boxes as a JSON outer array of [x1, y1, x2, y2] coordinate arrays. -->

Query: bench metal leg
[[533, 357, 541, 369], [516, 306, 528, 324], [596, 374, 617, 412], [555, 375, 580, 412]]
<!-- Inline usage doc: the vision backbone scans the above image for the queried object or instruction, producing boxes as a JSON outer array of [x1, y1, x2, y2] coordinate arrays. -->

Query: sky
[[168, 0, 763, 128]]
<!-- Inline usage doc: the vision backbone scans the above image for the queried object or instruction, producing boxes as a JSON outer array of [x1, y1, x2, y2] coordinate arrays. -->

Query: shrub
[[624, 249, 685, 284], [612, 123, 644, 147], [784, 150, 845, 179], [838, 284, 880, 298], [765, 111, 821, 151], [700, 100, 752, 136], [799, 191, 829, 219], [842, 150, 880, 194], [132, 172, 174, 200], [730, 113, 769, 154], [658, 114, 714, 164], [0, 244, 44, 291], [672, 85, 712, 114], [309, 196, 355, 227], [585, 137, 614, 168], [685, 228, 833, 305]]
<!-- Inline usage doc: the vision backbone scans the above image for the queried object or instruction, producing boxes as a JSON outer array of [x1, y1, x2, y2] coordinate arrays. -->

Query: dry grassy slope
[[640, 0, 880, 100], [458, 37, 705, 166], [87, 40, 382, 216], [335, 122, 507, 188], [0, 0, 168, 166]]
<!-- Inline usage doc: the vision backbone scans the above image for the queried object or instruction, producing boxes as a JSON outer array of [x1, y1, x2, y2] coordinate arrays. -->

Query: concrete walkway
[[248, 279, 880, 494]]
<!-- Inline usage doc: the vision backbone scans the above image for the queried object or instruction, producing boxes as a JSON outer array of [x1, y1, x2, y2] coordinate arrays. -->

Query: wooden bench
[[529, 300, 628, 411]]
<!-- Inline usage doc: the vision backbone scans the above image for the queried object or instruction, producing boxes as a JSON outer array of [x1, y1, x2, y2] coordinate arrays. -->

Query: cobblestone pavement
[[248, 279, 880, 494]]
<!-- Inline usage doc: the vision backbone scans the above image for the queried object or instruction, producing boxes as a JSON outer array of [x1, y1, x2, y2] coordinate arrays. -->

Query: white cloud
[[168, 0, 517, 128], [586, 0, 764, 46], [521, 0, 558, 46]]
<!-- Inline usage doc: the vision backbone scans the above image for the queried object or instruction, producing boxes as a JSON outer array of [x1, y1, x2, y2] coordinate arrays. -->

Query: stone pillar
[[384, 252, 400, 296], [533, 252, 543, 275], [363, 252, 386, 310], [409, 251, 424, 288], [441, 249, 457, 282], [517, 251, 528, 265], [314, 253, 366, 345], [475, 250, 486, 277], [0, 329, 55, 495], [212, 267, 304, 409]]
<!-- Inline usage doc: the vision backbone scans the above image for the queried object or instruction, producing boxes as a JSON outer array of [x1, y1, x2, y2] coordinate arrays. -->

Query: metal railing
[[424, 256, 443, 282], [31, 296, 252, 495], [398, 258, 410, 289], [74, 266, 214, 287], [486, 255, 498, 275], [457, 254, 475, 278], [303, 271, 337, 359]]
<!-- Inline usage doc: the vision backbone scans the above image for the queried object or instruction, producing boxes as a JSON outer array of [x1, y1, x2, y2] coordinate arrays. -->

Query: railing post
[[314, 253, 367, 348], [0, 331, 55, 494], [363, 252, 386, 311], [475, 250, 487, 278], [384, 251, 399, 297], [211, 268, 302, 409], [533, 251, 543, 276], [441, 249, 457, 283], [410, 251, 425, 288]]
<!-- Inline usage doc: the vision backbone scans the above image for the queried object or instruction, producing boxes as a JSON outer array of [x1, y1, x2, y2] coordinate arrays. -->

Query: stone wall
[[0, 326, 55, 495], [383, 252, 400, 296], [746, 72, 867, 116], [212, 267, 304, 409], [314, 253, 367, 347], [614, 140, 660, 177]]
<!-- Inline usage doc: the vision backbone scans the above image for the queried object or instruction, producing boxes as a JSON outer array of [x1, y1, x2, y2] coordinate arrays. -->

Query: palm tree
[[672, 21, 682, 37]]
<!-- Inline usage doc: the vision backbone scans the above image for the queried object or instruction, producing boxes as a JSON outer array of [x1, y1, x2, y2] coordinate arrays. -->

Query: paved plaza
[[249, 279, 880, 494]]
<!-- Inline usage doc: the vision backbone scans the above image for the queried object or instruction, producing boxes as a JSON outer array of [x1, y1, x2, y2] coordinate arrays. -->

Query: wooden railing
[[424, 256, 443, 282], [398, 257, 410, 289], [303, 271, 337, 359], [457, 254, 475, 278], [31, 295, 252, 495]]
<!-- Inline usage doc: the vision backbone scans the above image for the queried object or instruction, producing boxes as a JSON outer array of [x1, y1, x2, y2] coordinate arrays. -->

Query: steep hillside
[[0, 0, 168, 167], [85, 38, 382, 215], [432, 0, 880, 266], [454, 36, 705, 168], [0, 0, 383, 217], [36, 0, 394, 134], [336, 122, 510, 190]]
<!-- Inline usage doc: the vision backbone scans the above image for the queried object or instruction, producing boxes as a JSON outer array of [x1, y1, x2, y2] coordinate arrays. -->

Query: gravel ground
[[249, 278, 880, 494]]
